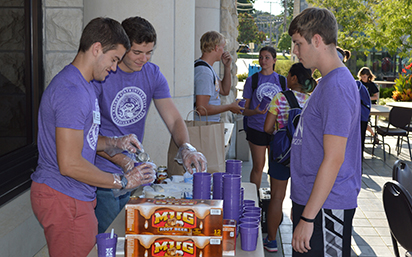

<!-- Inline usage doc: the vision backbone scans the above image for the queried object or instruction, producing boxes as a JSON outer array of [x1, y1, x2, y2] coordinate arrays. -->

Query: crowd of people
[[31, 7, 371, 257]]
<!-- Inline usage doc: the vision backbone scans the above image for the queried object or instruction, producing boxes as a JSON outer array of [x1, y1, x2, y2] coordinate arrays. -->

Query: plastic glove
[[112, 162, 157, 198], [174, 143, 207, 174], [104, 134, 144, 157]]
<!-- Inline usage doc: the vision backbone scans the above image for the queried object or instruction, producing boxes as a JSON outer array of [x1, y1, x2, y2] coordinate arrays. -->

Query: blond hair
[[200, 31, 225, 53]]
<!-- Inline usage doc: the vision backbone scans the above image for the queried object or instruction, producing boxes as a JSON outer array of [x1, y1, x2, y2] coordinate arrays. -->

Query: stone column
[[43, 0, 83, 88], [220, 0, 239, 123]]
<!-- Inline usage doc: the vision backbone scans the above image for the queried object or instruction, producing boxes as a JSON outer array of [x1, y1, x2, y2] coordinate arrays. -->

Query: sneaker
[[263, 236, 278, 252]]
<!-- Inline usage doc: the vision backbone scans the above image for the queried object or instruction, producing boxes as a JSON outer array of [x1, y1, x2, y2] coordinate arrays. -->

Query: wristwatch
[[120, 175, 128, 189]]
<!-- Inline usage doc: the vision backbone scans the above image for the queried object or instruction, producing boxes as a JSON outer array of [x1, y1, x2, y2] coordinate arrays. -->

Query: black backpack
[[270, 90, 302, 166], [242, 72, 286, 132], [194, 60, 216, 108], [194, 60, 216, 84]]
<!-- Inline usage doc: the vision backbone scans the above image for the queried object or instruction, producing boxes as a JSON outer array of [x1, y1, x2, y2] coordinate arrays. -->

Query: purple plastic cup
[[212, 172, 225, 200], [242, 211, 261, 221], [258, 95, 271, 111], [240, 217, 260, 225], [96, 233, 117, 257], [225, 159, 242, 175], [243, 199, 256, 207], [223, 174, 242, 222], [243, 206, 262, 214], [239, 223, 259, 251], [193, 172, 212, 199], [238, 99, 246, 113]]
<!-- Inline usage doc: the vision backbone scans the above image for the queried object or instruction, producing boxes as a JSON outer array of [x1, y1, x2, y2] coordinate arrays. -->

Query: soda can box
[[125, 197, 223, 236], [125, 234, 222, 257], [222, 219, 236, 256]]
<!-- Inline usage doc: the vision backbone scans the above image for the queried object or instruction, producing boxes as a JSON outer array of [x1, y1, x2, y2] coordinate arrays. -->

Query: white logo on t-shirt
[[256, 82, 281, 102], [111, 87, 147, 126], [87, 99, 100, 150]]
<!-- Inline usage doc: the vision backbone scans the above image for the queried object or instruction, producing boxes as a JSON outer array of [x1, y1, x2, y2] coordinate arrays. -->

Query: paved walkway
[[239, 129, 411, 257]]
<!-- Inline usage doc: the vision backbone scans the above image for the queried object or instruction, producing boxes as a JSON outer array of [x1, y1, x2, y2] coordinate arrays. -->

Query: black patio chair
[[372, 107, 412, 161], [383, 181, 412, 257], [393, 160, 412, 195]]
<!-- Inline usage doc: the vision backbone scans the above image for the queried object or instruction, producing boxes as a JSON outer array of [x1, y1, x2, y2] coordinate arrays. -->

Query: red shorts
[[30, 181, 97, 257]]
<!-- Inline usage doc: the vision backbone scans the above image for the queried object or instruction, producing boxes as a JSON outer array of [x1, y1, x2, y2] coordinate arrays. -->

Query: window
[[0, 0, 43, 206]]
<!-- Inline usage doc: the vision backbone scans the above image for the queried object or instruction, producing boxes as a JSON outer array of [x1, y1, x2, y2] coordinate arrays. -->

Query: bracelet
[[300, 215, 315, 223]]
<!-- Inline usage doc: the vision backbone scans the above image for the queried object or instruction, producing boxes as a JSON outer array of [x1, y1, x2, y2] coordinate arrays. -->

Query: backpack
[[270, 90, 301, 166], [357, 80, 371, 122], [194, 60, 216, 84], [242, 73, 286, 132], [194, 60, 216, 108]]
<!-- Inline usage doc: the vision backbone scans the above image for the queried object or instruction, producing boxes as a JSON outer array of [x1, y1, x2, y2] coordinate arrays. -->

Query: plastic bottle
[[183, 169, 194, 184]]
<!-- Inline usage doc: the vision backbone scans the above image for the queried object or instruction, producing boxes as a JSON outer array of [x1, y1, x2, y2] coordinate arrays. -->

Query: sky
[[253, 0, 283, 15]]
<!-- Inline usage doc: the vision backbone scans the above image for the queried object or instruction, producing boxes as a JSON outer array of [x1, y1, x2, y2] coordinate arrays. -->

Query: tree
[[256, 31, 266, 45], [308, 0, 375, 52], [372, 0, 412, 57], [277, 32, 291, 53], [238, 12, 259, 44], [237, 0, 256, 14], [308, 0, 412, 57]]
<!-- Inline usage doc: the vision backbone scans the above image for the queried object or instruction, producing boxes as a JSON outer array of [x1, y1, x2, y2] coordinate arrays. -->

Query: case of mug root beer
[[125, 234, 222, 257], [222, 219, 236, 256], [125, 197, 223, 236]]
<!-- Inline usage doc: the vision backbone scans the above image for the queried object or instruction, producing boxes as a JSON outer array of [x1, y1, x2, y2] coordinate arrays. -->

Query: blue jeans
[[95, 188, 130, 233]]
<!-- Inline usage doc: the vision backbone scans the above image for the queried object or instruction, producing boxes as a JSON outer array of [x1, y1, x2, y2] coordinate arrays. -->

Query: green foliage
[[275, 60, 294, 77], [237, 13, 259, 44], [307, 0, 412, 57], [237, 73, 249, 82], [277, 32, 291, 52], [380, 86, 395, 99], [237, 52, 259, 59]]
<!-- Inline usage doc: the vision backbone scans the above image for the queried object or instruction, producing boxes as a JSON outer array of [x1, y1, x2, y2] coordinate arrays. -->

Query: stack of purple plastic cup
[[223, 173, 242, 223], [225, 159, 242, 175], [239, 223, 260, 251], [192, 172, 212, 199], [212, 172, 225, 200]]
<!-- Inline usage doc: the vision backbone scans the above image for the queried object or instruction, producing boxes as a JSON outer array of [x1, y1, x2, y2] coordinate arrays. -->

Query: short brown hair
[[288, 7, 338, 46], [122, 16, 157, 46], [200, 31, 225, 53], [78, 17, 130, 53]]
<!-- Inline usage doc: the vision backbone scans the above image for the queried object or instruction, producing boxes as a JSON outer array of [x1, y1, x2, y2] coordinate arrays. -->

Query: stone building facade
[[0, 1, 240, 256]]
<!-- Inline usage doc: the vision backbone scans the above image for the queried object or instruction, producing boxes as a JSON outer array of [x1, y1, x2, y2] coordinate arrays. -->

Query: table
[[224, 123, 235, 148], [88, 182, 263, 257], [386, 102, 412, 109], [369, 105, 391, 134], [370, 105, 391, 118]]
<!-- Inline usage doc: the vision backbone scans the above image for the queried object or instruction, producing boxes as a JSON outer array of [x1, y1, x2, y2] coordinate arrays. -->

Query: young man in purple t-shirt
[[93, 16, 207, 233], [31, 18, 157, 256], [288, 8, 362, 256]]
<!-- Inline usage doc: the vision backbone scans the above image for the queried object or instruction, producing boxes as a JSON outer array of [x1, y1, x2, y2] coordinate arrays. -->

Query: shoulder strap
[[251, 72, 259, 93], [195, 60, 216, 84], [279, 75, 286, 91], [282, 90, 300, 109]]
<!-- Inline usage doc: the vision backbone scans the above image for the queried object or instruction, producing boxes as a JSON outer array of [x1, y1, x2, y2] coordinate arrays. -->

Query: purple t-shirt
[[93, 62, 171, 174], [31, 64, 99, 201], [290, 67, 362, 210], [242, 72, 284, 132]]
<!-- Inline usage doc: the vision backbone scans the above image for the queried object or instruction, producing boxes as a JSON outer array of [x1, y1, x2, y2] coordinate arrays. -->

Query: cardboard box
[[125, 234, 222, 257], [125, 197, 223, 236], [222, 219, 236, 256]]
